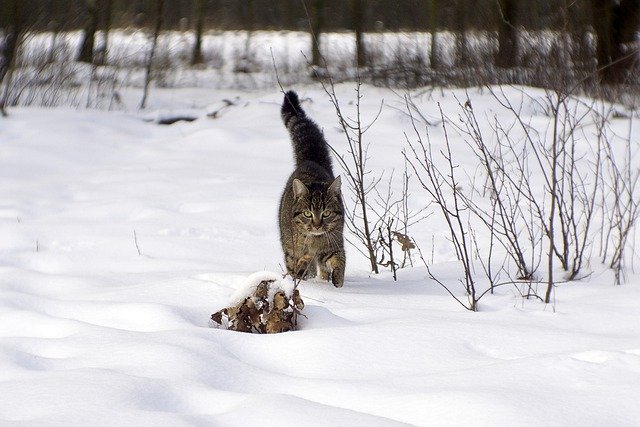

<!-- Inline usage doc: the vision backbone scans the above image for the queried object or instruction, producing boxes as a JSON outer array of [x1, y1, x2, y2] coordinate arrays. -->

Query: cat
[[278, 91, 345, 287]]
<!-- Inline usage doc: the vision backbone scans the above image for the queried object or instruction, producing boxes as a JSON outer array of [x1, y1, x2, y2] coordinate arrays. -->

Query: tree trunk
[[609, 0, 640, 82], [429, 0, 440, 70], [310, 0, 324, 66], [96, 0, 113, 65], [191, 0, 206, 65], [454, 0, 468, 67], [77, 0, 99, 63], [139, 0, 164, 110], [243, 0, 254, 62], [0, 0, 23, 116], [496, 0, 518, 68], [592, 0, 640, 84], [351, 0, 366, 67]]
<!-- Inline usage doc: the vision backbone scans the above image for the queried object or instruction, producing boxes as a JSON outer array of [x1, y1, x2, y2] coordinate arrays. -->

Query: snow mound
[[228, 271, 293, 306]]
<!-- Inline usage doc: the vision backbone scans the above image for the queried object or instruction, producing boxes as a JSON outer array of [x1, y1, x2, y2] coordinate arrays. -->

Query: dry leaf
[[392, 231, 416, 251], [293, 289, 305, 310], [211, 310, 224, 325], [273, 291, 289, 310], [255, 281, 270, 299]]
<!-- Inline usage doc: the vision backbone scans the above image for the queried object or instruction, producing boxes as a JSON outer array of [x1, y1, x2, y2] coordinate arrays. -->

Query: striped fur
[[278, 91, 346, 287]]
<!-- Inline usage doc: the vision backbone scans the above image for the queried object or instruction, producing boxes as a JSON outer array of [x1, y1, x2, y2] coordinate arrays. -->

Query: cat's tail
[[281, 91, 333, 172], [281, 90, 305, 127]]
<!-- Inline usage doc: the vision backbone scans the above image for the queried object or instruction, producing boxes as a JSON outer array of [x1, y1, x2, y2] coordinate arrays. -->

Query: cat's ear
[[292, 178, 309, 198], [328, 175, 342, 194]]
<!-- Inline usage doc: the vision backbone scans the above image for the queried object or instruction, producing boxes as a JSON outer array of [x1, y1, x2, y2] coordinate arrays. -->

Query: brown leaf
[[255, 281, 271, 299], [266, 318, 293, 334], [227, 305, 240, 318], [392, 231, 416, 251], [233, 309, 252, 333], [273, 291, 289, 310], [248, 305, 261, 327], [293, 289, 305, 310], [210, 310, 224, 325]]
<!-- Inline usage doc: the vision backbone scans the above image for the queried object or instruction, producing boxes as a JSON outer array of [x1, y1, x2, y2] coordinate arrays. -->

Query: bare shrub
[[598, 103, 640, 285], [139, 0, 164, 109], [449, 96, 537, 282], [405, 84, 638, 310], [3, 33, 122, 110], [404, 102, 479, 311], [318, 77, 382, 274], [4, 37, 86, 109], [311, 75, 425, 279], [370, 163, 427, 279], [478, 87, 609, 301]]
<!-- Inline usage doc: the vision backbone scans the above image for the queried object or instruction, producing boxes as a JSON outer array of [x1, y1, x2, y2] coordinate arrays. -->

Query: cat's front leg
[[317, 260, 330, 281], [293, 254, 314, 279], [326, 251, 345, 287], [285, 252, 307, 279]]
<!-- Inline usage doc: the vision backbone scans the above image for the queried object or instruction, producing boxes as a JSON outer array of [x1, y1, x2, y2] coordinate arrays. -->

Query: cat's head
[[291, 176, 343, 235]]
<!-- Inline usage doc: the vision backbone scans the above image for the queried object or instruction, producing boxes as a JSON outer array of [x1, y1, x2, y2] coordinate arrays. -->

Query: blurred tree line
[[0, 0, 608, 32], [1, 0, 639, 90]]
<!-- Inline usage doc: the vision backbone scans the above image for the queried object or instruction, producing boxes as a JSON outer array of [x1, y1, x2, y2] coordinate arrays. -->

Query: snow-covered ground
[[1, 84, 639, 425]]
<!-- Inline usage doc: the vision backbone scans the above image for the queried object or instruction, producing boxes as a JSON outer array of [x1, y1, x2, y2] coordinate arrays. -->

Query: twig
[[133, 230, 142, 256]]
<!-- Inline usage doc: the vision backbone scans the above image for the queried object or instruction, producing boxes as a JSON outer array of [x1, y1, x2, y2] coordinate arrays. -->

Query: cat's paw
[[294, 255, 313, 279], [331, 268, 344, 288]]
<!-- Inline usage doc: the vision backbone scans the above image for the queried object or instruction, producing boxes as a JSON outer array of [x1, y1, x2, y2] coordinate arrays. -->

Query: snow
[[1, 83, 639, 426], [227, 270, 294, 307], [17, 29, 571, 101]]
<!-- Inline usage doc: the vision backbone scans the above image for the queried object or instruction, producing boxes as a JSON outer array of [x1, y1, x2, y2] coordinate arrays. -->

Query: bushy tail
[[281, 91, 333, 173], [281, 90, 305, 127]]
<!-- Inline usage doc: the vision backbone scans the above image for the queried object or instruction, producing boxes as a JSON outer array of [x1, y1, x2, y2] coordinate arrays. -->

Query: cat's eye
[[302, 210, 312, 218], [322, 210, 332, 218]]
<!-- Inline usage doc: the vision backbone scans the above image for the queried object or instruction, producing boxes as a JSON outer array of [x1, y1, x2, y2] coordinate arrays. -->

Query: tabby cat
[[278, 91, 345, 287]]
